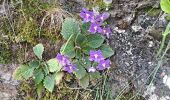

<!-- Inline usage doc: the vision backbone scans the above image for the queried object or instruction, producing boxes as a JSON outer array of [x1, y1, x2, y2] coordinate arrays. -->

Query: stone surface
[[107, 0, 170, 99], [0, 64, 19, 100]]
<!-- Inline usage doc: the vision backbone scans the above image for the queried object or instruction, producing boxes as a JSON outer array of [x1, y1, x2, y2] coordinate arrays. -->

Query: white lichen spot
[[148, 41, 154, 47], [163, 75, 170, 89], [160, 96, 170, 100], [148, 94, 158, 100], [132, 25, 143, 32], [114, 27, 125, 33]]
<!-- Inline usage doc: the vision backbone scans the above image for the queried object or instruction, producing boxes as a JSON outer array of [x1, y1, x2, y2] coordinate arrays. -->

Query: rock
[[0, 64, 19, 99]]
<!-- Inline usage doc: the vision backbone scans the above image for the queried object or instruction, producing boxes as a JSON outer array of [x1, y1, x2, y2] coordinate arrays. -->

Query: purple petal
[[101, 27, 112, 38], [96, 12, 110, 22], [89, 50, 104, 62], [88, 23, 102, 34], [56, 53, 71, 66], [97, 59, 111, 70], [80, 8, 94, 23], [63, 64, 77, 73]]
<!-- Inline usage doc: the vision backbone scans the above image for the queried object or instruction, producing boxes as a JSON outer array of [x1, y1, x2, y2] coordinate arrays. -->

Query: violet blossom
[[88, 23, 102, 33], [56, 53, 77, 73], [101, 27, 112, 38], [80, 8, 94, 23], [63, 64, 77, 73], [96, 12, 110, 22], [89, 50, 104, 62], [97, 59, 111, 70]]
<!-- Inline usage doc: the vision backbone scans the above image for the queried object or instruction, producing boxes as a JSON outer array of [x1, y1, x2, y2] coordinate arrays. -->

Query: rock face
[[107, 0, 170, 99], [0, 64, 19, 100]]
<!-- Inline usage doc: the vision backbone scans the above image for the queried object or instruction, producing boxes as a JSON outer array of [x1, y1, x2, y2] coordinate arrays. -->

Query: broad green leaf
[[13, 65, 29, 80], [44, 75, 55, 92], [61, 18, 80, 40], [75, 50, 82, 59], [47, 58, 61, 72], [160, 0, 170, 14], [60, 41, 75, 58], [79, 57, 91, 69], [81, 22, 90, 34], [74, 62, 87, 79], [166, 14, 170, 20], [89, 71, 101, 80], [79, 74, 89, 89], [29, 60, 40, 69], [37, 82, 43, 98], [75, 34, 86, 46], [33, 43, 44, 59], [42, 62, 49, 75], [22, 67, 35, 80], [55, 72, 64, 85], [34, 69, 44, 85], [99, 44, 114, 58], [82, 46, 93, 55], [85, 34, 105, 48]]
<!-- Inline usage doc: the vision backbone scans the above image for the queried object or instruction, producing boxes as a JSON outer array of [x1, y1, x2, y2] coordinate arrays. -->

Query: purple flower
[[97, 59, 111, 70], [89, 50, 104, 62], [96, 12, 110, 22], [80, 8, 94, 22], [88, 67, 96, 72], [63, 64, 77, 73], [56, 53, 71, 66], [88, 23, 102, 33], [101, 27, 112, 38]]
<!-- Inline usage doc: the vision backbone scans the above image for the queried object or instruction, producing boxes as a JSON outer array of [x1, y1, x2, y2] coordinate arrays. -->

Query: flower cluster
[[88, 50, 111, 72], [56, 53, 77, 73], [80, 8, 112, 38]]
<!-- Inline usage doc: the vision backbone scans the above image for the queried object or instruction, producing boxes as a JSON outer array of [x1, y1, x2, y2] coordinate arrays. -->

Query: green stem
[[156, 35, 166, 57], [61, 34, 74, 54]]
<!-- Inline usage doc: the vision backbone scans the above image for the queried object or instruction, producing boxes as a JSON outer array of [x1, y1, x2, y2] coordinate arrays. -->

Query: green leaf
[[75, 50, 82, 59], [33, 43, 44, 59], [75, 34, 87, 46], [81, 22, 90, 34], [166, 14, 170, 20], [89, 71, 101, 80], [79, 74, 89, 89], [42, 62, 49, 75], [79, 57, 91, 69], [44, 75, 55, 92], [37, 82, 43, 98], [13, 65, 30, 80], [22, 67, 35, 80], [82, 46, 93, 55], [34, 69, 44, 85], [47, 58, 61, 72], [61, 18, 80, 40], [160, 0, 170, 14], [99, 44, 114, 58], [74, 62, 87, 79], [85, 34, 105, 48], [55, 72, 64, 85], [29, 60, 40, 69], [60, 41, 75, 58]]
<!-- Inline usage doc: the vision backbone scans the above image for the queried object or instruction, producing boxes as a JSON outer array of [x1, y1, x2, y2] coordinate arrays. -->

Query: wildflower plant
[[13, 8, 114, 95]]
